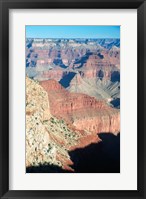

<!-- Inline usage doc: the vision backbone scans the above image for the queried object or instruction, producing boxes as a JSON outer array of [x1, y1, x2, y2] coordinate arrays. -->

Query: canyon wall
[[40, 80, 120, 135]]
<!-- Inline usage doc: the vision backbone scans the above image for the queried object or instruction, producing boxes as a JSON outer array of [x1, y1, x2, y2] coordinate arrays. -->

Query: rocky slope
[[26, 77, 100, 171], [40, 80, 120, 135], [68, 73, 120, 105]]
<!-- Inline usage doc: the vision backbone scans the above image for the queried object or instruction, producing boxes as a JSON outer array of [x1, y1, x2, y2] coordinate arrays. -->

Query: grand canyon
[[26, 38, 120, 173]]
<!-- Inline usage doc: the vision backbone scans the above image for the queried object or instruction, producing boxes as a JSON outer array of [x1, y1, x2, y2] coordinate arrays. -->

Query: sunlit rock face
[[40, 80, 120, 135]]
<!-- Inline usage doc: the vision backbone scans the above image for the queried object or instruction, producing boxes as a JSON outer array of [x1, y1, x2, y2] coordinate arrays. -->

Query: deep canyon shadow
[[26, 164, 70, 173], [69, 133, 120, 173], [59, 72, 76, 88], [26, 133, 120, 173]]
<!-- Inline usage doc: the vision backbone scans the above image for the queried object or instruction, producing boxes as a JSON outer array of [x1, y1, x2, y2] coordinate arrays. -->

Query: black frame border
[[0, 0, 145, 198]]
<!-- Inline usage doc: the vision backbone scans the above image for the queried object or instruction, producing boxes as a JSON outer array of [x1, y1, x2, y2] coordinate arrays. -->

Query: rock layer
[[26, 38, 120, 107], [40, 80, 120, 135]]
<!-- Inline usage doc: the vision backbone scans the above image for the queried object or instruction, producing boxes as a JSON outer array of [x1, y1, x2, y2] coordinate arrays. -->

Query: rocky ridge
[[26, 77, 100, 171]]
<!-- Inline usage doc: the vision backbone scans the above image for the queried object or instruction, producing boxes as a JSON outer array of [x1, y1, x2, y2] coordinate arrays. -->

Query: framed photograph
[[0, 0, 145, 198]]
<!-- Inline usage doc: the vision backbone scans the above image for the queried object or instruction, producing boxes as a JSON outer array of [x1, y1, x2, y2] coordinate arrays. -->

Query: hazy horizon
[[26, 25, 120, 39], [26, 37, 120, 39]]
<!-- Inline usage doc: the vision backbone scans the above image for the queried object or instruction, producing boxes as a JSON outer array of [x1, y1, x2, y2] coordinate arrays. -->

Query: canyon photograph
[[26, 26, 120, 173]]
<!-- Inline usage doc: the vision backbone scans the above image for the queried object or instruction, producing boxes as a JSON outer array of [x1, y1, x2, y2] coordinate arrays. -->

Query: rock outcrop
[[40, 80, 120, 135], [26, 77, 100, 171]]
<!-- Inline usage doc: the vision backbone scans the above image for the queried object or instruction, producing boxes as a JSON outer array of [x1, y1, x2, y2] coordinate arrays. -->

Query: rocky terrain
[[26, 77, 100, 171], [26, 38, 120, 108], [26, 38, 120, 172]]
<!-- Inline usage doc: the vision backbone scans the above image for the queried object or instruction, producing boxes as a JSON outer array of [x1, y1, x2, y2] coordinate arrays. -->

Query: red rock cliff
[[40, 80, 120, 135]]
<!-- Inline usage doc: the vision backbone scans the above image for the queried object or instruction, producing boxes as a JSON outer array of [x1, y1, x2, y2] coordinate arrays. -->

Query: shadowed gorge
[[26, 133, 120, 173], [59, 72, 76, 88], [69, 133, 120, 173]]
